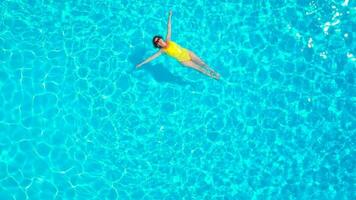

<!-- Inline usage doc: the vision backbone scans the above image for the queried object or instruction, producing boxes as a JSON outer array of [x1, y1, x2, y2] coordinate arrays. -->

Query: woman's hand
[[169, 10, 172, 17]]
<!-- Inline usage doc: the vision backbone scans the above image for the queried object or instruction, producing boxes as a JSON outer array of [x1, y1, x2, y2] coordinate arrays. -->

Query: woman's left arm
[[166, 10, 172, 41]]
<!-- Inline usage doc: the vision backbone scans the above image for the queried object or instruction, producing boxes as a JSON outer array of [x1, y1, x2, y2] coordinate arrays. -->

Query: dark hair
[[152, 35, 163, 48]]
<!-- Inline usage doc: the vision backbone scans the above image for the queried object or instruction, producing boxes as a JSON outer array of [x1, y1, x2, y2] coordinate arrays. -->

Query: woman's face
[[155, 38, 167, 48]]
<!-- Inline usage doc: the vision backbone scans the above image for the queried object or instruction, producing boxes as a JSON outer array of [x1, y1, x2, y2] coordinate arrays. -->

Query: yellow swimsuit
[[162, 41, 191, 62]]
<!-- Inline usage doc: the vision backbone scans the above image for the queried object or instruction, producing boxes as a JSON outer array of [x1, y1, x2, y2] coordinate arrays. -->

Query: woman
[[136, 11, 220, 80]]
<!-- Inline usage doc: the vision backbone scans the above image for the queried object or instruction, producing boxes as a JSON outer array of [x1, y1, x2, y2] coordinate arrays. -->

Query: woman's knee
[[181, 61, 199, 69]]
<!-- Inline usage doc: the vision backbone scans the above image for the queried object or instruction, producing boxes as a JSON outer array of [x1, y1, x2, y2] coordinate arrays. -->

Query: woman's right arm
[[136, 51, 162, 68], [166, 10, 172, 41]]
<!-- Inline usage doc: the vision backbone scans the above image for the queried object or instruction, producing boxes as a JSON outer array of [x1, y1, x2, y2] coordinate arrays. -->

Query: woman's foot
[[202, 65, 220, 80], [211, 72, 220, 80]]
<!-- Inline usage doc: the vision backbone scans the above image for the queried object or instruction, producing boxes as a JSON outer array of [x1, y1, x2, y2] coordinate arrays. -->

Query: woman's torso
[[162, 41, 191, 62]]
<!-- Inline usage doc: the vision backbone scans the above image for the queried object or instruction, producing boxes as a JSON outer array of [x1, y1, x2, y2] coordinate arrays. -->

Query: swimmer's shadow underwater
[[129, 48, 192, 86]]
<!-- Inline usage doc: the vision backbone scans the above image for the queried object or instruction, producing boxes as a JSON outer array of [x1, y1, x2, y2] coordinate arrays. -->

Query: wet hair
[[152, 35, 163, 48]]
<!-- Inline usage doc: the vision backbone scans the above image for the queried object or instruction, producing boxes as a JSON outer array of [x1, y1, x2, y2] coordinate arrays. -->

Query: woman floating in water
[[136, 11, 220, 80]]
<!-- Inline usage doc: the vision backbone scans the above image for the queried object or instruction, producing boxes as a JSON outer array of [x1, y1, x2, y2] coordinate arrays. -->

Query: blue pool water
[[0, 0, 355, 199]]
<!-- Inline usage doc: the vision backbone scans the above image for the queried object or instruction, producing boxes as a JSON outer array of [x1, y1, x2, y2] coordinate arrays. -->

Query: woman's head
[[152, 35, 164, 48]]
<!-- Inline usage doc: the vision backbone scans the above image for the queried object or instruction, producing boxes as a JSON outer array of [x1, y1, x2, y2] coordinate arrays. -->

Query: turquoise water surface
[[0, 0, 355, 199]]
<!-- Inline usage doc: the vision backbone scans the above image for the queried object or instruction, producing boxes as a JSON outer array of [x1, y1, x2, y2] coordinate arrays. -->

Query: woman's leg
[[181, 61, 219, 80], [188, 51, 220, 79], [188, 51, 207, 66]]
